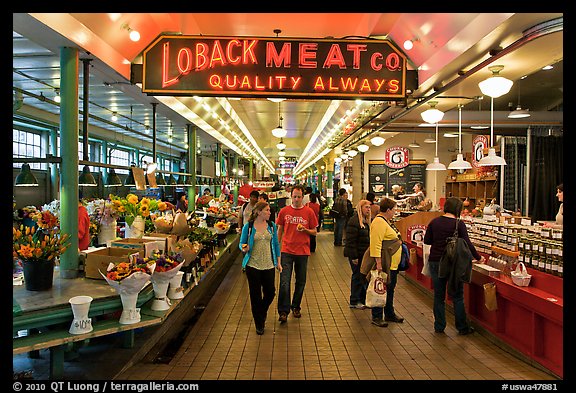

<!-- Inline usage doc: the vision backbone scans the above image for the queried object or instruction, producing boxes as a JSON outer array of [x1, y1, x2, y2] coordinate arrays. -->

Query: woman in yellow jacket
[[369, 197, 405, 327]]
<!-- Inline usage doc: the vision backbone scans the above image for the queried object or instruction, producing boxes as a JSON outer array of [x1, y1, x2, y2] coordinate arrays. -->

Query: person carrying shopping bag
[[239, 201, 282, 335], [344, 199, 372, 309]]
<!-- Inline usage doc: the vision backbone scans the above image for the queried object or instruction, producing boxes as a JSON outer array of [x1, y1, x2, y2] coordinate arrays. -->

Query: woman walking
[[424, 197, 484, 335], [369, 197, 405, 327], [344, 200, 372, 309], [239, 201, 282, 335]]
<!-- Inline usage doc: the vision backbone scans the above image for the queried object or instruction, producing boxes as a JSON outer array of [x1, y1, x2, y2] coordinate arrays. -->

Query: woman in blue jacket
[[239, 201, 282, 335]]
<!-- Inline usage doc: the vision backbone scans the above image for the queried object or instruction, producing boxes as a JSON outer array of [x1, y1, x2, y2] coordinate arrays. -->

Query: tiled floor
[[14, 231, 558, 381]]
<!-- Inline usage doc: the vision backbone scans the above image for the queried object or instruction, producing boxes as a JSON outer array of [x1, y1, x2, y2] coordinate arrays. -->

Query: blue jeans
[[278, 253, 308, 314], [429, 260, 469, 332], [334, 217, 346, 245], [348, 258, 367, 305], [371, 269, 398, 320]]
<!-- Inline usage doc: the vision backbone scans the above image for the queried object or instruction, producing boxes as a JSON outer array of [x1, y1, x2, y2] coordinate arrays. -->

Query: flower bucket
[[98, 219, 117, 245], [22, 259, 54, 291], [69, 295, 93, 334], [119, 292, 141, 324], [151, 280, 171, 311], [125, 216, 145, 239], [168, 271, 185, 300]]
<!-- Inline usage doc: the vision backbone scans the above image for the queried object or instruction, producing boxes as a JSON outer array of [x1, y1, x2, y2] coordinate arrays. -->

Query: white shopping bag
[[365, 270, 387, 308]]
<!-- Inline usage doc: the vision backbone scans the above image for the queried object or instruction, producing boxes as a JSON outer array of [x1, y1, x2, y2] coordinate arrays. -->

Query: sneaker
[[458, 326, 475, 336], [434, 329, 445, 334], [278, 312, 288, 323], [349, 303, 367, 310], [256, 327, 264, 335], [385, 314, 404, 323], [292, 308, 302, 318], [371, 318, 388, 327]]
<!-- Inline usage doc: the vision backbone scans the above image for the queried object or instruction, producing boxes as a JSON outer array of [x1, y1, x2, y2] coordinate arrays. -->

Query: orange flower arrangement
[[13, 224, 71, 263], [105, 260, 150, 282]]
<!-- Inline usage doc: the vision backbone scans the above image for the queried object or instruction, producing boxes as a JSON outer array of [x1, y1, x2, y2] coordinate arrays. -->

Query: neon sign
[[141, 35, 407, 100]]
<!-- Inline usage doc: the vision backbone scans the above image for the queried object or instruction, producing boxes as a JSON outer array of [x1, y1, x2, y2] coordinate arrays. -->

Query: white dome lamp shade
[[478, 66, 510, 166], [271, 101, 287, 138], [447, 105, 473, 170], [357, 144, 369, 153], [370, 135, 385, 146], [420, 100, 445, 124], [276, 138, 286, 150], [508, 78, 530, 119], [347, 149, 358, 157]]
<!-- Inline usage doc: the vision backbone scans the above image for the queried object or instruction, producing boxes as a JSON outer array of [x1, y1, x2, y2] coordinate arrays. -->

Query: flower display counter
[[13, 232, 240, 379]]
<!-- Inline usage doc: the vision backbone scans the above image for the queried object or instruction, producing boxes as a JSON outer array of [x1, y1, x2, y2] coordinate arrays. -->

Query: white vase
[[125, 216, 145, 239], [69, 295, 93, 334], [151, 280, 171, 311], [168, 271, 185, 300], [98, 219, 117, 245], [119, 292, 141, 324]]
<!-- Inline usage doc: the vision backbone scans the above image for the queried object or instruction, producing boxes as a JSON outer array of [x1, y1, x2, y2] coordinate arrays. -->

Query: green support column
[[325, 157, 335, 207], [102, 140, 108, 184], [187, 125, 196, 212], [58, 47, 80, 279], [233, 154, 239, 205], [50, 128, 59, 201], [215, 144, 222, 198]]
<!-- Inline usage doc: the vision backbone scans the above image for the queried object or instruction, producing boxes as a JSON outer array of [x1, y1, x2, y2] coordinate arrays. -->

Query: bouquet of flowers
[[41, 199, 61, 219], [153, 212, 175, 234], [13, 205, 40, 226], [109, 194, 168, 227], [214, 220, 230, 234], [100, 255, 155, 324], [141, 252, 185, 311], [171, 238, 203, 265], [196, 195, 213, 209], [13, 224, 71, 264]]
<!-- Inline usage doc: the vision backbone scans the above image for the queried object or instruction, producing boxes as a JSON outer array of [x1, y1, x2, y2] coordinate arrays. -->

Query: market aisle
[[117, 231, 555, 381]]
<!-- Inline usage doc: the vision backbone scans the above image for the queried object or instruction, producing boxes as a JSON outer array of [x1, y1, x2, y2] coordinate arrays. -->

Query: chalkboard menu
[[368, 160, 426, 197]]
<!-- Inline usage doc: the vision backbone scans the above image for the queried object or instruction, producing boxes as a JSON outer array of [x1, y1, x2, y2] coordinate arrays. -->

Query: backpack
[[439, 218, 473, 296]]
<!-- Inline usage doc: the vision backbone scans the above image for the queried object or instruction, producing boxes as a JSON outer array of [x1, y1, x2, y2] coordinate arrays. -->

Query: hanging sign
[[472, 135, 489, 168], [385, 146, 410, 169], [140, 35, 407, 100]]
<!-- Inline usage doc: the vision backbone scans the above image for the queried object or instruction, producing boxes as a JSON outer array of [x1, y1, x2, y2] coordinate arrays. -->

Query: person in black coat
[[343, 199, 372, 309]]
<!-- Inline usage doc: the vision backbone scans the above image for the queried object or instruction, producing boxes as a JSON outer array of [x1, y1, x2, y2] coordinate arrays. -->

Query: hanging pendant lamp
[[78, 165, 97, 186], [124, 166, 136, 186], [271, 101, 287, 138], [14, 163, 39, 187], [508, 77, 531, 119], [421, 101, 445, 124], [448, 105, 473, 170], [478, 97, 507, 166], [426, 123, 446, 171], [105, 168, 123, 187]]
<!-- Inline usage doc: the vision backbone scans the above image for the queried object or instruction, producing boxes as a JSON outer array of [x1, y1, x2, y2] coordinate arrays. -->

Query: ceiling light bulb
[[403, 39, 414, 50], [129, 30, 140, 42], [111, 112, 118, 122]]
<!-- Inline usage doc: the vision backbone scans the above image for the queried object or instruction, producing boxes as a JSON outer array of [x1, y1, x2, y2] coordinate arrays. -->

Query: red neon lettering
[[291, 76, 301, 90], [243, 40, 258, 64], [177, 48, 193, 75], [299, 43, 317, 68], [328, 77, 339, 91], [340, 77, 358, 91], [227, 40, 241, 65], [313, 76, 325, 91], [266, 42, 291, 67], [389, 79, 400, 93], [254, 75, 265, 90], [275, 76, 287, 89], [323, 44, 346, 69], [347, 44, 367, 69], [162, 42, 180, 88], [359, 79, 372, 93], [386, 53, 401, 71], [195, 43, 209, 71], [374, 79, 387, 92], [209, 40, 227, 68], [371, 53, 383, 71], [240, 75, 251, 89], [225, 75, 238, 88]]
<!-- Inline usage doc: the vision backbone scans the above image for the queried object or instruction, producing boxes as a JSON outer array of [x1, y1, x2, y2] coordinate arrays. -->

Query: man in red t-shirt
[[276, 184, 318, 323]]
